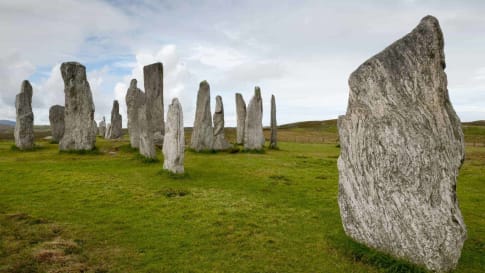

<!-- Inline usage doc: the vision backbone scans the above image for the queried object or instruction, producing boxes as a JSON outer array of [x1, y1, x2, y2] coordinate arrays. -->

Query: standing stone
[[269, 94, 278, 149], [212, 96, 231, 150], [126, 79, 144, 148], [49, 105, 65, 143], [235, 93, 246, 145], [337, 16, 466, 272], [244, 87, 264, 150], [59, 62, 96, 151], [143, 62, 164, 146], [93, 120, 98, 136], [105, 123, 112, 139], [163, 98, 184, 174], [98, 117, 106, 137], [190, 81, 214, 151], [14, 80, 34, 149], [109, 100, 122, 139], [138, 92, 157, 159]]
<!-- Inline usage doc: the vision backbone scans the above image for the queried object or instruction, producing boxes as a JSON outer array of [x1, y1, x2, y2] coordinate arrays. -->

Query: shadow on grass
[[134, 153, 160, 163], [59, 147, 101, 155], [10, 144, 46, 152], [241, 148, 266, 154], [119, 144, 138, 153], [157, 169, 190, 180], [328, 234, 429, 273]]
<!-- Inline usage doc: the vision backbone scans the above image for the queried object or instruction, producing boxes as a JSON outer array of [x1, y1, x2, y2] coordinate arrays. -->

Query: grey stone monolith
[[98, 117, 106, 137], [269, 95, 277, 149], [14, 80, 34, 150], [143, 62, 164, 146], [49, 105, 65, 143], [244, 87, 264, 150], [59, 62, 96, 151], [138, 92, 157, 159], [109, 100, 122, 139], [93, 120, 98, 136], [105, 123, 112, 139], [163, 98, 184, 174], [337, 16, 466, 272], [212, 95, 231, 150], [126, 79, 144, 148], [235, 93, 246, 145], [190, 81, 214, 151]]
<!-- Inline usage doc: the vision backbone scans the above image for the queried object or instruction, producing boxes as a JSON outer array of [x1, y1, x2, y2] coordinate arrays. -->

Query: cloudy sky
[[1, 0, 484, 126]]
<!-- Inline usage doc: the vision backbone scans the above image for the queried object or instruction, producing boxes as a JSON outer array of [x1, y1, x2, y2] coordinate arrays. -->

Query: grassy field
[[0, 123, 484, 272]]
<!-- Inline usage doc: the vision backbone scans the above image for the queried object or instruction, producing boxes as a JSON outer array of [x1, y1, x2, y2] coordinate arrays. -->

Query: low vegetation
[[0, 121, 484, 272]]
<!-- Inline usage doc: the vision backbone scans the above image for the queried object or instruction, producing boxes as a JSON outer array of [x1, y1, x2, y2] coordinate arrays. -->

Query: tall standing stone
[[138, 92, 157, 159], [109, 100, 122, 139], [269, 94, 278, 149], [244, 87, 264, 150], [337, 16, 466, 272], [163, 98, 184, 174], [190, 81, 214, 151], [235, 93, 246, 145], [212, 95, 231, 150], [49, 105, 65, 143], [105, 123, 112, 139], [126, 79, 144, 148], [143, 62, 164, 146], [98, 117, 106, 137], [14, 80, 34, 150], [59, 62, 96, 151]]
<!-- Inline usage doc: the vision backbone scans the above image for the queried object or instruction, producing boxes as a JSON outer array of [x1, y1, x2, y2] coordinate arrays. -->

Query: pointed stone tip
[[200, 80, 210, 88], [254, 86, 261, 97], [21, 80, 32, 89], [130, 79, 137, 88]]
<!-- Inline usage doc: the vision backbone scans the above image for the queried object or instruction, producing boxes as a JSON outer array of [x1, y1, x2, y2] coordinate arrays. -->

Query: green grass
[[0, 137, 484, 272]]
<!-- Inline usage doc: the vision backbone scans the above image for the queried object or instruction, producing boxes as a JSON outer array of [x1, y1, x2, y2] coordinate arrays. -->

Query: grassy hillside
[[0, 134, 484, 272]]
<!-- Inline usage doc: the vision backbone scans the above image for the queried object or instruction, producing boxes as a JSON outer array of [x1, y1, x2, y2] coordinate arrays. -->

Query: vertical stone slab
[[190, 80, 214, 151], [105, 123, 112, 139], [138, 91, 157, 159], [59, 62, 96, 151], [109, 100, 122, 139], [49, 105, 65, 143], [244, 87, 264, 150], [235, 93, 246, 145], [163, 98, 184, 174], [212, 95, 231, 150], [98, 117, 106, 137], [14, 80, 34, 150], [126, 79, 144, 148], [337, 16, 466, 272], [143, 62, 164, 146], [269, 94, 277, 149]]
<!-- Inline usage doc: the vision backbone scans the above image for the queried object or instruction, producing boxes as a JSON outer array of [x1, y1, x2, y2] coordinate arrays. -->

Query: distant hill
[[0, 120, 15, 126]]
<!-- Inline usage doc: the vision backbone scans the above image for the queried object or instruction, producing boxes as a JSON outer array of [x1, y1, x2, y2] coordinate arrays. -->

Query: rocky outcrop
[[59, 62, 96, 151], [49, 105, 65, 143], [269, 94, 277, 149], [14, 80, 34, 149], [126, 79, 144, 148], [109, 100, 122, 139], [143, 62, 164, 146], [190, 81, 214, 151], [163, 98, 184, 174], [212, 95, 231, 150], [337, 16, 466, 272], [244, 87, 264, 150], [235, 93, 246, 145], [98, 117, 106, 137]]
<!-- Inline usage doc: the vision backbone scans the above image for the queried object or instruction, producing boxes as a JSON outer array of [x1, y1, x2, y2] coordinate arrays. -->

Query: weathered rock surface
[[235, 93, 246, 145], [269, 94, 277, 149], [93, 120, 98, 136], [59, 62, 96, 151], [244, 87, 264, 150], [138, 92, 157, 159], [212, 95, 231, 150], [126, 79, 144, 148], [98, 117, 106, 137], [105, 123, 112, 139], [163, 98, 184, 174], [14, 80, 34, 149], [190, 81, 214, 151], [109, 100, 122, 139], [337, 16, 466, 272], [49, 105, 65, 143], [143, 62, 164, 146]]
